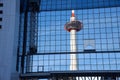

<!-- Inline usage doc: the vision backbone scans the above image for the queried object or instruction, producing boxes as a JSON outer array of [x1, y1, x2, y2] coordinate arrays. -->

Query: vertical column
[[0, 0, 20, 80]]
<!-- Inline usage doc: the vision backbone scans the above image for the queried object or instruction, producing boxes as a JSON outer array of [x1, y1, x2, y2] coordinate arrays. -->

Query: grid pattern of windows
[[37, 7, 120, 53], [20, 53, 120, 72], [18, 0, 120, 73]]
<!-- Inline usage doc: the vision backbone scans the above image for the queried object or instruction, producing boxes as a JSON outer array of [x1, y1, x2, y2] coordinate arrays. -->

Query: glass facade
[[18, 0, 120, 74]]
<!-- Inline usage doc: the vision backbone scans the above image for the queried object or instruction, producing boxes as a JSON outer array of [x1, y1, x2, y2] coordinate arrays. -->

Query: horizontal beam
[[19, 50, 120, 56], [20, 0, 120, 12], [20, 70, 120, 79]]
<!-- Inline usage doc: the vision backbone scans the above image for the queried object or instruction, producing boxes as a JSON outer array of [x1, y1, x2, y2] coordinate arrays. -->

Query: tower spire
[[71, 10, 75, 17]]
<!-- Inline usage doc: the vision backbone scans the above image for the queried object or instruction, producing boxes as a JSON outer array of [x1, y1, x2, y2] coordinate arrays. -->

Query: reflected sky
[[38, 7, 120, 53], [40, 0, 120, 11]]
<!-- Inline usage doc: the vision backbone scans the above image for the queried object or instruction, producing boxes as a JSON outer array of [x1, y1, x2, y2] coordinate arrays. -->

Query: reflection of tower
[[64, 10, 83, 71]]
